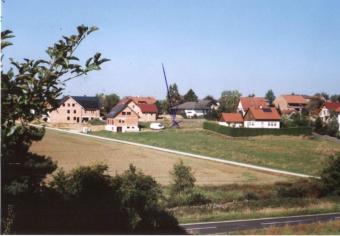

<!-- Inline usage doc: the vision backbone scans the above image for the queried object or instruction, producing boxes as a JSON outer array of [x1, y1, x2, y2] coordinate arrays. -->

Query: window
[[67, 110, 70, 113], [62, 103, 65, 107], [73, 117, 76, 121], [127, 126, 130, 129], [67, 103, 70, 107], [74, 110, 76, 114], [72, 103, 75, 107], [122, 112, 126, 115], [67, 117, 70, 120], [127, 112, 131, 115]]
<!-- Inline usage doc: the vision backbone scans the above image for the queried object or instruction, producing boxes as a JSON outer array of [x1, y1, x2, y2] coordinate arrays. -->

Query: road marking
[[188, 226, 217, 230], [31, 124, 319, 179], [179, 212, 340, 226], [261, 219, 306, 225]]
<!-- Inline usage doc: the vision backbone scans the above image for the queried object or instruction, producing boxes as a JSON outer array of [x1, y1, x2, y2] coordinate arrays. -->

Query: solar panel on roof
[[262, 108, 272, 112]]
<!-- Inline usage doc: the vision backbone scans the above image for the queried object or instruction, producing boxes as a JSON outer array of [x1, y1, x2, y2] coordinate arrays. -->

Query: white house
[[237, 97, 269, 116], [243, 107, 281, 129], [172, 100, 217, 118], [319, 102, 340, 122], [219, 113, 244, 128]]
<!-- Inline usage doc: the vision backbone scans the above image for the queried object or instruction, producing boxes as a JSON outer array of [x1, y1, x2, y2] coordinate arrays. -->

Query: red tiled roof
[[282, 95, 307, 104], [247, 107, 281, 121], [239, 97, 268, 111], [128, 96, 156, 104], [324, 102, 340, 111], [220, 113, 244, 123], [138, 104, 158, 113]]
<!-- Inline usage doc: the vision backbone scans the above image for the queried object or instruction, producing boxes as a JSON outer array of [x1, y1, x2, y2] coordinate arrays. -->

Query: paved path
[[313, 132, 340, 143], [180, 212, 340, 234], [31, 125, 318, 179]]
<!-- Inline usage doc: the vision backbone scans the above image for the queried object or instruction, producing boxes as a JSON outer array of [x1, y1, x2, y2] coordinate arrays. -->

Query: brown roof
[[246, 107, 281, 121], [128, 96, 156, 104], [220, 113, 244, 123], [138, 104, 158, 113], [239, 97, 268, 111], [324, 102, 340, 111], [282, 95, 307, 104]]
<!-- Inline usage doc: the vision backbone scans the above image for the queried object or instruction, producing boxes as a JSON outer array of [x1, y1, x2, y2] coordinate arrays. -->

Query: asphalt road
[[180, 212, 340, 234]]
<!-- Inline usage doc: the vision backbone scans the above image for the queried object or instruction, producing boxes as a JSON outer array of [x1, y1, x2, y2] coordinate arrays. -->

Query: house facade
[[237, 97, 269, 116], [244, 107, 281, 129], [47, 96, 100, 123], [117, 98, 158, 122], [219, 113, 243, 128], [273, 95, 308, 113], [172, 100, 217, 118], [105, 104, 139, 132], [319, 102, 340, 122]]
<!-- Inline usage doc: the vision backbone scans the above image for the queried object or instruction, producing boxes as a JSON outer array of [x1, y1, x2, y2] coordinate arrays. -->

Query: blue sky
[[2, 0, 340, 99]]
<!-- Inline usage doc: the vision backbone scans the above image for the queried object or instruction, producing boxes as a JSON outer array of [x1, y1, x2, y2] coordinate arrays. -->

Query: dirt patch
[[30, 129, 291, 185]]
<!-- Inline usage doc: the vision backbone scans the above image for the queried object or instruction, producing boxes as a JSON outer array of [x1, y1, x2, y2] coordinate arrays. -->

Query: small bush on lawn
[[167, 189, 211, 207], [277, 180, 323, 198], [320, 153, 340, 196], [168, 161, 210, 207], [244, 192, 259, 201]]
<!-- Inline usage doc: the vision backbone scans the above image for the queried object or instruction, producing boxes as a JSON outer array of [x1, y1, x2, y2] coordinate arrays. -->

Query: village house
[[47, 96, 100, 123], [243, 107, 281, 129], [237, 97, 269, 116], [172, 99, 217, 118], [117, 97, 158, 122], [319, 101, 340, 122], [273, 95, 308, 113], [105, 104, 139, 132], [219, 113, 244, 128]]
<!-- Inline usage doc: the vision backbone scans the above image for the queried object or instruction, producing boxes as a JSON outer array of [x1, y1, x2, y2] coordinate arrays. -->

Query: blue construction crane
[[162, 63, 180, 128]]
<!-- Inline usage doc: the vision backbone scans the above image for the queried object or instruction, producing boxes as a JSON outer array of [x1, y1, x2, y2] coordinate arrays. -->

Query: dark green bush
[[276, 180, 323, 199], [203, 121, 312, 137], [167, 189, 210, 207], [320, 153, 340, 196]]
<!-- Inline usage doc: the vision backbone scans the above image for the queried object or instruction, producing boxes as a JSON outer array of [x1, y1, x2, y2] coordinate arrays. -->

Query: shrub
[[244, 192, 259, 200], [203, 121, 312, 137], [169, 160, 196, 194], [277, 180, 323, 198], [320, 153, 340, 196], [167, 189, 210, 207]]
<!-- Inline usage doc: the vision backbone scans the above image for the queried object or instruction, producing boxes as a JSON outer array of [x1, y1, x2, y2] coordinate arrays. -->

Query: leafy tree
[[168, 83, 182, 107], [320, 153, 340, 195], [96, 93, 120, 114], [327, 117, 339, 137], [330, 94, 340, 102], [315, 92, 330, 101], [218, 90, 241, 113], [314, 117, 324, 134], [306, 97, 324, 115], [183, 88, 198, 102], [1, 25, 109, 233], [203, 95, 216, 101], [265, 89, 276, 106], [49, 164, 182, 234], [170, 161, 196, 194]]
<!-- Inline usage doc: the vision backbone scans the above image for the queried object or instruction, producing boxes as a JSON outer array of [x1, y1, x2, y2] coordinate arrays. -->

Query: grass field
[[29, 129, 289, 185], [233, 219, 340, 235], [92, 129, 340, 175]]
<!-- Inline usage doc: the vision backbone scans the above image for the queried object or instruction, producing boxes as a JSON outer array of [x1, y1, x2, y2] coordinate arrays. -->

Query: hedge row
[[203, 121, 312, 137]]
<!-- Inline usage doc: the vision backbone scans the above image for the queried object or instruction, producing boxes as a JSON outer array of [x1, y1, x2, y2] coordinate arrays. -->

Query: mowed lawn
[[92, 129, 340, 175], [29, 129, 289, 185]]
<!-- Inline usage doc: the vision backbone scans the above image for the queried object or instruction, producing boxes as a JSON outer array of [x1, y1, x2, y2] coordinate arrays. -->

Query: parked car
[[150, 122, 165, 130]]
